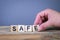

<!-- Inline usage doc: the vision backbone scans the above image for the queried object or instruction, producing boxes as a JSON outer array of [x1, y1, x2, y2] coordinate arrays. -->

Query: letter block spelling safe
[[10, 25, 39, 32]]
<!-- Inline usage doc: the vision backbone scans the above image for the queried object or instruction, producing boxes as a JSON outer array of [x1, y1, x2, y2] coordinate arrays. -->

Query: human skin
[[34, 8, 60, 31]]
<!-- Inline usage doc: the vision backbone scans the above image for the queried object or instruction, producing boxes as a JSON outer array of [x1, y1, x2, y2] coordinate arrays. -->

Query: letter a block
[[18, 25, 25, 32], [10, 25, 18, 32]]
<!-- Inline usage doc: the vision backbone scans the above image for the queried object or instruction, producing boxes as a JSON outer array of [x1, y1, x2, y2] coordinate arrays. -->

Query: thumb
[[38, 21, 51, 31]]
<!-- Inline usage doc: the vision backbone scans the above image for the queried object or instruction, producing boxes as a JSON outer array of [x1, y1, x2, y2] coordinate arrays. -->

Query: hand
[[34, 8, 60, 31]]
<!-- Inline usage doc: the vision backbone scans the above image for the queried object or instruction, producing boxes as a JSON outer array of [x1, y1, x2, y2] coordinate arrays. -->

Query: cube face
[[25, 25, 33, 32], [18, 25, 25, 32], [10, 25, 18, 32], [33, 25, 39, 32]]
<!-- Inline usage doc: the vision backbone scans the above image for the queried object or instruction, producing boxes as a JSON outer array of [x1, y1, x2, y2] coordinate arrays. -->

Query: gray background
[[0, 0, 60, 26]]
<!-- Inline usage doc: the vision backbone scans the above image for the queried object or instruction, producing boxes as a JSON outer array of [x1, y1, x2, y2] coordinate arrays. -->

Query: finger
[[38, 21, 51, 31], [34, 11, 48, 25], [34, 14, 42, 25]]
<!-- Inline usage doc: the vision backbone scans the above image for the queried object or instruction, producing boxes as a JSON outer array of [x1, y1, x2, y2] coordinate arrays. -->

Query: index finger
[[34, 10, 48, 25], [34, 13, 42, 25]]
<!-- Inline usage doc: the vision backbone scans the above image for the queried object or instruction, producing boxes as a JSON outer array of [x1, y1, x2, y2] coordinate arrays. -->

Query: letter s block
[[10, 25, 18, 32]]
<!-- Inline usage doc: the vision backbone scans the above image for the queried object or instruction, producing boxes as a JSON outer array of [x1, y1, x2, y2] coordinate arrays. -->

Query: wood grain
[[0, 26, 60, 40]]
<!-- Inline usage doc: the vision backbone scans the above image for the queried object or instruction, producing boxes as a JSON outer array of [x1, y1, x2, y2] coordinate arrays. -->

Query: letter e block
[[33, 25, 39, 32]]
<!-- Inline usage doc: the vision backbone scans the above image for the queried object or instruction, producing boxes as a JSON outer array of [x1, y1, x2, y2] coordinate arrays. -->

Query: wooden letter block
[[18, 25, 25, 32], [10, 25, 18, 32], [25, 25, 32, 32], [33, 25, 39, 32]]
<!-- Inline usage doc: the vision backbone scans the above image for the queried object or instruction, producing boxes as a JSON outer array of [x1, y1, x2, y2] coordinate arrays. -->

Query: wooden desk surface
[[0, 26, 60, 40]]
